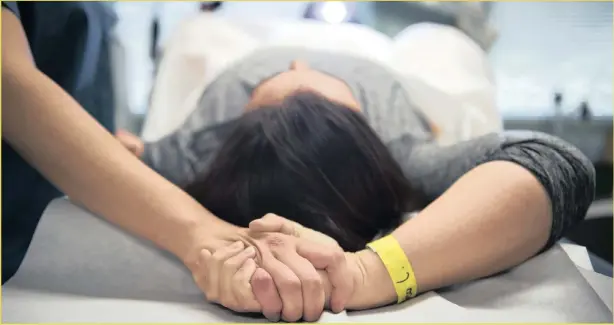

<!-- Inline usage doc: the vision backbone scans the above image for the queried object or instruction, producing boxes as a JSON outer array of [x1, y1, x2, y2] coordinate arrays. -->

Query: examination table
[[2, 198, 612, 323]]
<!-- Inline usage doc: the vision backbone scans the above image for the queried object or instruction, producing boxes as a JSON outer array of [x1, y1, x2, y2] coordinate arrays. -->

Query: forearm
[[3, 66, 238, 261], [349, 161, 553, 309]]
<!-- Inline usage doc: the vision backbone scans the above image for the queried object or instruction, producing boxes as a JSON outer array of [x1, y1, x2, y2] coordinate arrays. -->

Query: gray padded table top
[[3, 199, 612, 323]]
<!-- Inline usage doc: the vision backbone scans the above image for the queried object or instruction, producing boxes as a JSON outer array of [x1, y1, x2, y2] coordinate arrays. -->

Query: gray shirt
[[143, 47, 595, 249]]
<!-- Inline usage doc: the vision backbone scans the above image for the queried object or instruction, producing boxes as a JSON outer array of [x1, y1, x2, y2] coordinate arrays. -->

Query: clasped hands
[[184, 214, 372, 322]]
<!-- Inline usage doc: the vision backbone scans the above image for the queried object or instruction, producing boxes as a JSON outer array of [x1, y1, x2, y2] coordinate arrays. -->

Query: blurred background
[[107, 1, 612, 266]]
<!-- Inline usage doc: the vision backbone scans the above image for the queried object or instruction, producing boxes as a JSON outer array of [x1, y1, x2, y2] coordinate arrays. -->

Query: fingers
[[221, 246, 257, 311], [251, 268, 283, 322], [202, 242, 264, 314], [116, 129, 144, 156], [230, 257, 261, 312], [297, 241, 352, 313], [208, 241, 245, 302], [249, 213, 297, 236], [260, 256, 304, 322], [274, 248, 325, 322]]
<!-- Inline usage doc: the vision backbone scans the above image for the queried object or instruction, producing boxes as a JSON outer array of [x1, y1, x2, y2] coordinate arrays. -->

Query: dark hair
[[184, 92, 413, 251]]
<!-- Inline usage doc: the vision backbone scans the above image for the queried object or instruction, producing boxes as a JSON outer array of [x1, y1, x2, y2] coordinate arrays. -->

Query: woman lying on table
[[119, 48, 594, 317]]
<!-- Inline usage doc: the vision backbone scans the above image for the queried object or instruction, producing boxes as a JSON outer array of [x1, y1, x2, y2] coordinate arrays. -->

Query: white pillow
[[265, 20, 393, 65], [391, 23, 502, 143], [141, 14, 260, 141]]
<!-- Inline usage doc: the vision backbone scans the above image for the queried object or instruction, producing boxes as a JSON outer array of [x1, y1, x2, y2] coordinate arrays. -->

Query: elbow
[[541, 134, 596, 228], [567, 150, 596, 225], [571, 139, 596, 199], [493, 131, 596, 248], [543, 149, 595, 251], [550, 149, 595, 234]]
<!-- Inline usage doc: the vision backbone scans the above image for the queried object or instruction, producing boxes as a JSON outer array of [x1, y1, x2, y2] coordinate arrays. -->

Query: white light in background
[[319, 2, 348, 23], [421, 1, 441, 7]]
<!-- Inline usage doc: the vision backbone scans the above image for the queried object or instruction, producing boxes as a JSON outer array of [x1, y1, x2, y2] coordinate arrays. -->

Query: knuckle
[[283, 309, 302, 322], [330, 249, 344, 264], [265, 234, 286, 248], [264, 301, 283, 315], [280, 277, 301, 291], [252, 270, 272, 286], [304, 310, 321, 323], [304, 315, 319, 323], [263, 213, 279, 220], [211, 253, 225, 264], [302, 275, 322, 292]]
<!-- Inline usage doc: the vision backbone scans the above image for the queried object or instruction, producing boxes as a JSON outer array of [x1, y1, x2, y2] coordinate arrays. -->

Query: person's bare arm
[[349, 161, 558, 308], [253, 131, 595, 310], [347, 131, 595, 309], [3, 10, 356, 320], [1, 8, 239, 261], [248, 164, 553, 306]]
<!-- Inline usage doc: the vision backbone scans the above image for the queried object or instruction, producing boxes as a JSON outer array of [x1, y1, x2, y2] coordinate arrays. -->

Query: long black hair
[[184, 92, 414, 251]]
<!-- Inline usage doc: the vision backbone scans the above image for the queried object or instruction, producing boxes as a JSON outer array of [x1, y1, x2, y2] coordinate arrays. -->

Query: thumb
[[249, 213, 298, 236]]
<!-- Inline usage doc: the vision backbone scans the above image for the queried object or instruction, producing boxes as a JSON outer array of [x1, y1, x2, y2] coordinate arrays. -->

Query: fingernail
[[244, 258, 255, 268], [233, 241, 244, 248], [245, 246, 255, 255]]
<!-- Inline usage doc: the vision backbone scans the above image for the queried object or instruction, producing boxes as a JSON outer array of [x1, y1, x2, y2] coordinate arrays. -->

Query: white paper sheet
[[560, 242, 594, 271], [3, 199, 612, 323]]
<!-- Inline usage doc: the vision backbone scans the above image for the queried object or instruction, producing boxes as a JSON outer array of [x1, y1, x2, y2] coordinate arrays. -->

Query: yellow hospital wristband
[[366, 235, 418, 303]]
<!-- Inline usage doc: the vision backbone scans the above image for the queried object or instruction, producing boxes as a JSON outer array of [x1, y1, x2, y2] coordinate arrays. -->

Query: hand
[[247, 231, 343, 321], [185, 226, 345, 322], [116, 129, 144, 157], [182, 226, 285, 321], [181, 224, 327, 322], [191, 240, 325, 317], [190, 241, 262, 312], [247, 214, 354, 320], [249, 214, 396, 311], [183, 214, 362, 320]]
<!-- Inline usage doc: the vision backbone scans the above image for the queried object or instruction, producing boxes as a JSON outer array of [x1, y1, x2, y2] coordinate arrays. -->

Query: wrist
[[346, 249, 397, 310]]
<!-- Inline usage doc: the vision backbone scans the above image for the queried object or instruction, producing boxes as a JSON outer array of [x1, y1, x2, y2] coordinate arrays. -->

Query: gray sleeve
[[388, 131, 596, 249], [141, 70, 249, 187], [142, 119, 238, 187], [141, 132, 194, 186]]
